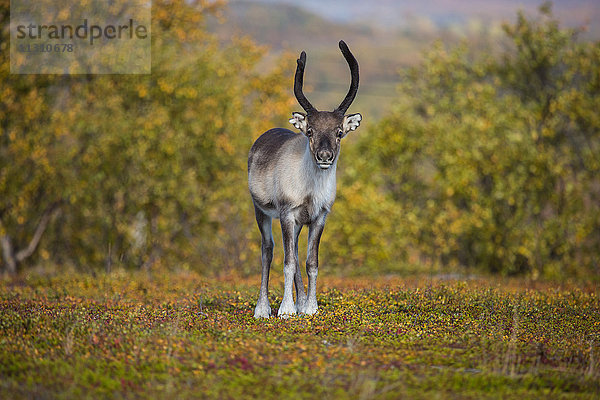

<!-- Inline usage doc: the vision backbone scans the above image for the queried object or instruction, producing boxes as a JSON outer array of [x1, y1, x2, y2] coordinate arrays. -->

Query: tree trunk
[[1, 235, 17, 274]]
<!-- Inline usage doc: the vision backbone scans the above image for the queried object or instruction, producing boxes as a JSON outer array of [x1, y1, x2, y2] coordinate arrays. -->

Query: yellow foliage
[[0, 0, 291, 273]]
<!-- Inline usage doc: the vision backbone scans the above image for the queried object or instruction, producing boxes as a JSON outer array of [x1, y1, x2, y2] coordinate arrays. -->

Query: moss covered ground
[[1, 269, 599, 399]]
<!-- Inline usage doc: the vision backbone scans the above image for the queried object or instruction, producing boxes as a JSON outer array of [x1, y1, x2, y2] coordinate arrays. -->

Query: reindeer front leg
[[278, 215, 299, 318], [300, 213, 327, 315], [254, 205, 274, 318]]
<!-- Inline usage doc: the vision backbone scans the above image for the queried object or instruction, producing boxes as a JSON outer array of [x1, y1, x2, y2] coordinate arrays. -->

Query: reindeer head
[[289, 41, 362, 170]]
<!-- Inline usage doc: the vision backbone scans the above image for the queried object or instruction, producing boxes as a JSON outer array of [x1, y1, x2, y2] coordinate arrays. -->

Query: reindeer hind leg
[[293, 225, 307, 312]]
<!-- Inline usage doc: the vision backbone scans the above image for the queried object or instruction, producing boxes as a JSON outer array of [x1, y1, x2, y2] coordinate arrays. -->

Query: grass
[[1, 268, 599, 399]]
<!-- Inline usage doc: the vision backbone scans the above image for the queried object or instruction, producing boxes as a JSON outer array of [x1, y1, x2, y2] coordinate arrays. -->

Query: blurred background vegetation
[[1, 0, 598, 281]]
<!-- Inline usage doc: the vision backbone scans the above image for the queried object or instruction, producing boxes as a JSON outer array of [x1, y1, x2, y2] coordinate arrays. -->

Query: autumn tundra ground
[[1, 269, 599, 399]]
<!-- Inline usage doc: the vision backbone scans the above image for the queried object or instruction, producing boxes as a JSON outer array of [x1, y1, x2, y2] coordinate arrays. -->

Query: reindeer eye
[[306, 128, 313, 137], [337, 128, 343, 138]]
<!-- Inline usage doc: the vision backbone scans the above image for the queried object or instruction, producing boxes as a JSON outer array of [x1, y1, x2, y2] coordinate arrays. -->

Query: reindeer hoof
[[295, 295, 307, 314], [277, 300, 297, 318], [254, 302, 271, 318], [299, 300, 318, 315]]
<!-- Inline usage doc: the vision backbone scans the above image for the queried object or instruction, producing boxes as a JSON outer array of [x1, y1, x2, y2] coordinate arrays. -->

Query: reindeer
[[248, 40, 361, 318]]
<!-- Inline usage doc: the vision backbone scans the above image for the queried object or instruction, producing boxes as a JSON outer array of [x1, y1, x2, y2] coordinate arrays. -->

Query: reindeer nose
[[316, 149, 333, 163]]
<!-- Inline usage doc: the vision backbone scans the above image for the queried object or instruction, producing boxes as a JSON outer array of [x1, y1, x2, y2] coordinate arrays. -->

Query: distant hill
[[207, 2, 441, 120], [229, 0, 600, 35], [207, 0, 599, 120]]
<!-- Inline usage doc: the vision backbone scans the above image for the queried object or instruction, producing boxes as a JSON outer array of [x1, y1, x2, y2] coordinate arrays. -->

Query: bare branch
[[14, 202, 60, 263]]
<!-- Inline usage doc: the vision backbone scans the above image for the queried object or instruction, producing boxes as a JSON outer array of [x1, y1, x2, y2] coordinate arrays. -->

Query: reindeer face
[[289, 111, 361, 169], [290, 41, 361, 170]]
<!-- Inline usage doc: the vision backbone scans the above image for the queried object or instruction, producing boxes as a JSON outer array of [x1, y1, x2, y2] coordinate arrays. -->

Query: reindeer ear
[[342, 113, 362, 136], [289, 112, 307, 133]]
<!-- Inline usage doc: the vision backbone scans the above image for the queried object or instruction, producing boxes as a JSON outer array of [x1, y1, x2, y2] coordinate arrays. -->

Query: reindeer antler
[[335, 40, 359, 114], [293, 51, 317, 114]]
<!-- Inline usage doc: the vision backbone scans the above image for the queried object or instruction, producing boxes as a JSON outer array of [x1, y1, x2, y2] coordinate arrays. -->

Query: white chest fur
[[249, 138, 337, 221]]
